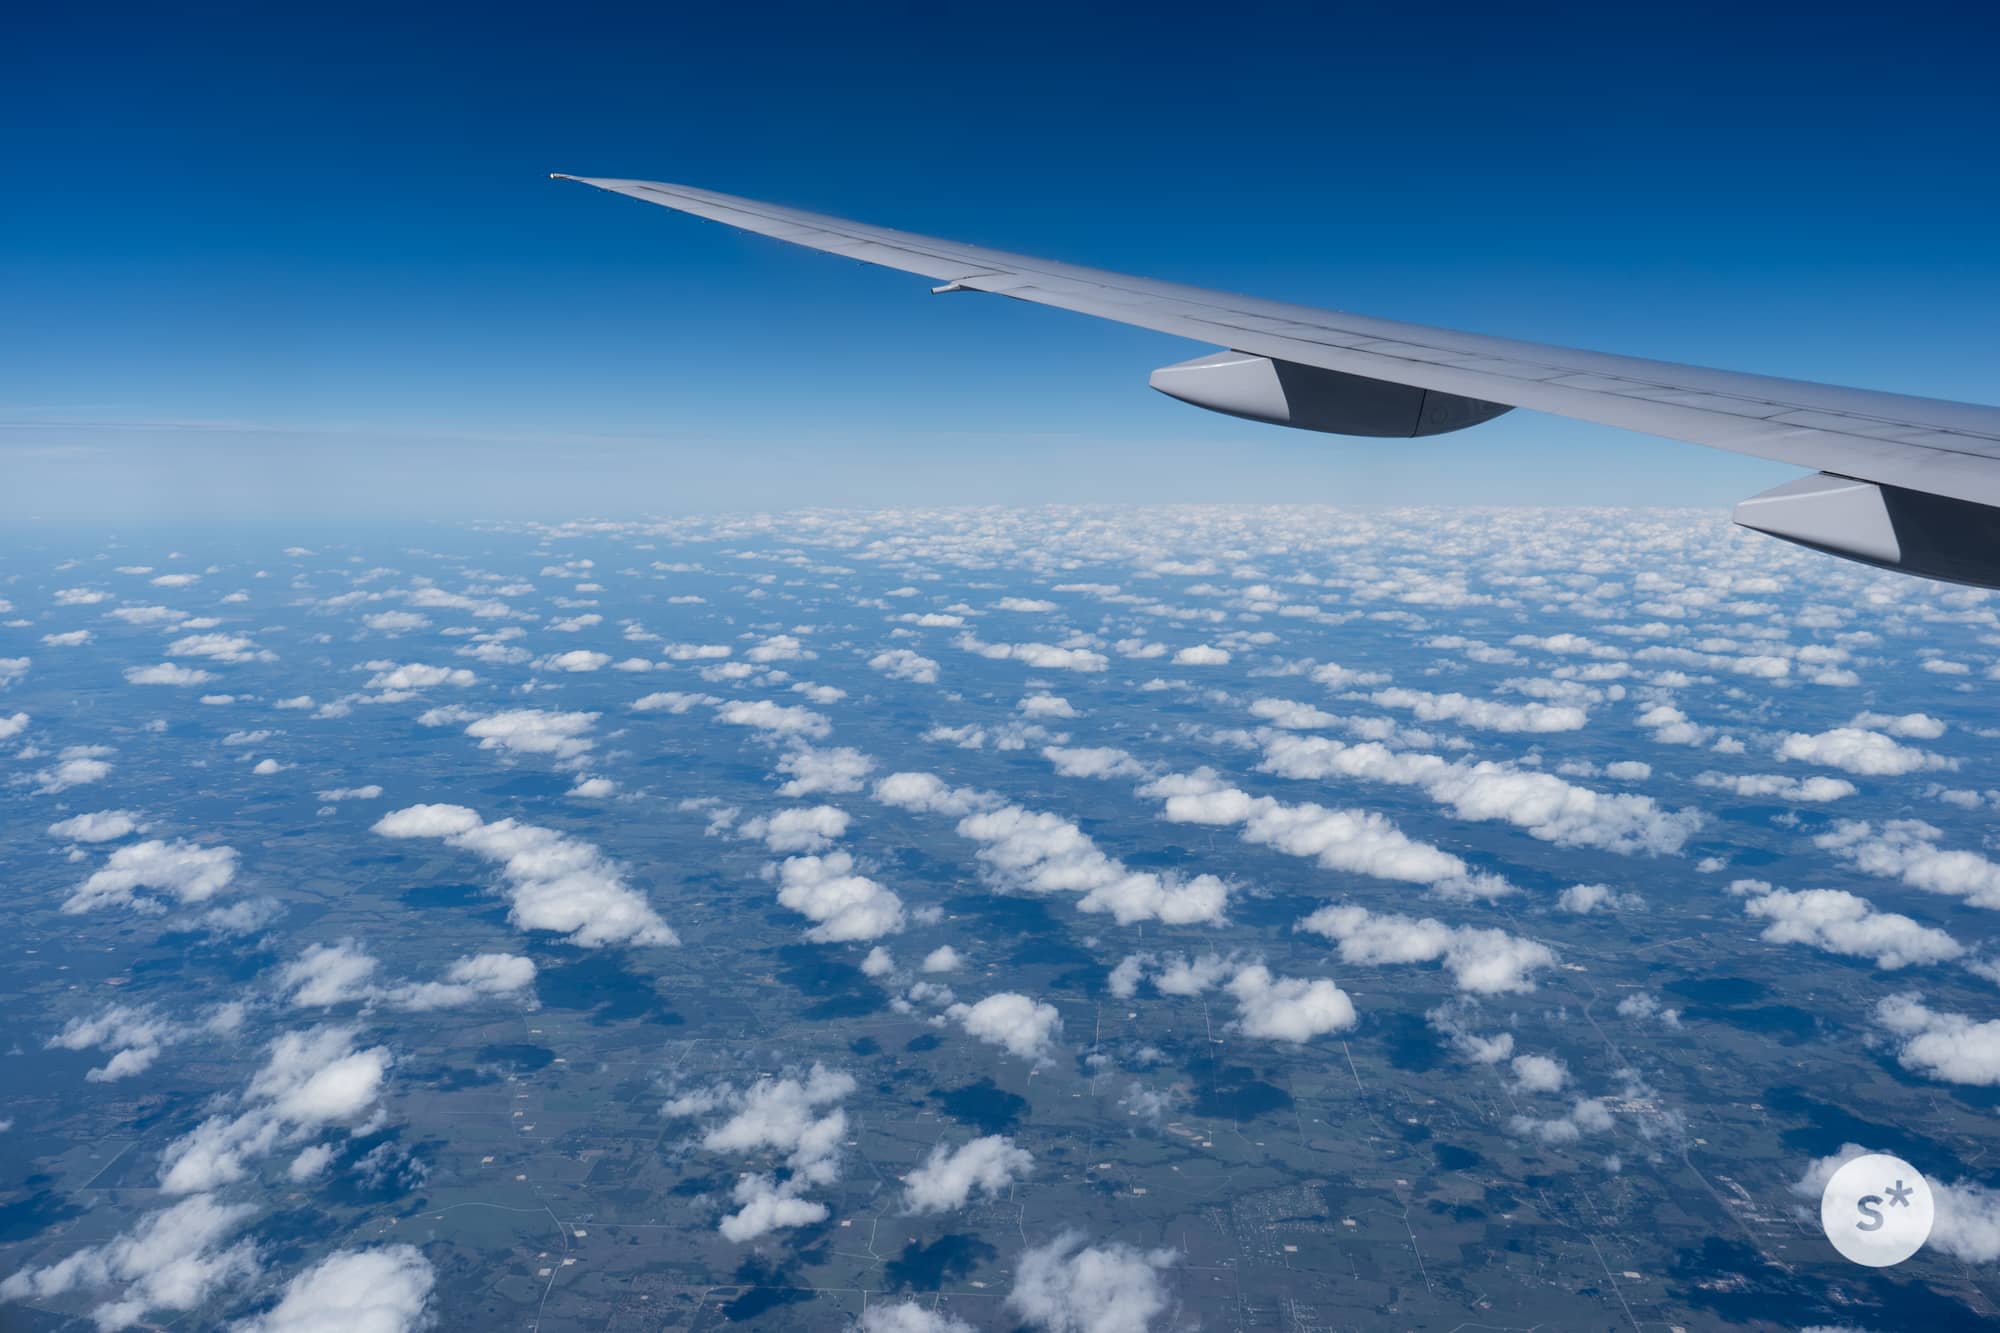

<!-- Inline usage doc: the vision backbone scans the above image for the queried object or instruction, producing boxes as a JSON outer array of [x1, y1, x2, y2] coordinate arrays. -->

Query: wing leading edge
[[552, 173, 2000, 587]]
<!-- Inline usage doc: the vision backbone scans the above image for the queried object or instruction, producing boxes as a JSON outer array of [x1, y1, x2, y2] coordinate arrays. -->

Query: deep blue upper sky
[[5, 1, 1996, 517]]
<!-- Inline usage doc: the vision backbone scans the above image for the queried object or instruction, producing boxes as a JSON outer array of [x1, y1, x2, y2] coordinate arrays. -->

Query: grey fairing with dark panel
[[1149, 351, 1512, 438]]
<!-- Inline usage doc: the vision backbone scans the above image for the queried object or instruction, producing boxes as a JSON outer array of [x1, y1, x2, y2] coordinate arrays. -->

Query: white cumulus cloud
[[947, 992, 1062, 1064], [1007, 1230, 1178, 1333], [716, 699, 832, 740], [159, 1027, 393, 1194], [1873, 994, 2000, 1086], [236, 1244, 435, 1333], [66, 839, 239, 914], [463, 708, 598, 763], [1298, 905, 1555, 994], [769, 851, 907, 942], [1733, 882, 1961, 969], [1225, 964, 1357, 1042], [374, 804, 677, 947], [903, 1135, 1035, 1213], [0, 1193, 258, 1331], [48, 809, 140, 842], [870, 648, 941, 684], [1774, 726, 1953, 776], [666, 1065, 855, 1241]]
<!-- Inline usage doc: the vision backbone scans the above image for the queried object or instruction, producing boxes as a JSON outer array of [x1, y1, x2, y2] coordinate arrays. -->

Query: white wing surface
[[554, 174, 2000, 586]]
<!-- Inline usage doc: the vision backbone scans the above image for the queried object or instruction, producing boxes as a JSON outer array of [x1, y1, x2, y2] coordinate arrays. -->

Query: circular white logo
[[1819, 1152, 1934, 1267]]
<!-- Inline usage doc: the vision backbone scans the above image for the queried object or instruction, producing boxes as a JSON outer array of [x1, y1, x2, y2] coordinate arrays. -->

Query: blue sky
[[5, 1, 1996, 518]]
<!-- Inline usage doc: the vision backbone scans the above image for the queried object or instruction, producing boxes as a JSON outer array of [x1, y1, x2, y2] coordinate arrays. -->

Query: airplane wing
[[552, 174, 2000, 587]]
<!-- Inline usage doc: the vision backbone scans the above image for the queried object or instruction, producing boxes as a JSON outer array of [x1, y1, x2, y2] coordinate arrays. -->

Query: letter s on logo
[[1856, 1196, 1885, 1232]]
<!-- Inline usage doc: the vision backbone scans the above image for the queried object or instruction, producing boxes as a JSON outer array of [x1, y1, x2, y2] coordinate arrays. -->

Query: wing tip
[[550, 173, 638, 192]]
